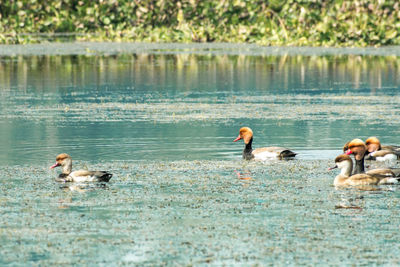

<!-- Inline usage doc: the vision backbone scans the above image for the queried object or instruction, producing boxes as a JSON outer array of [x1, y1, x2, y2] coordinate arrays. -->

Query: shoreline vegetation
[[0, 0, 399, 47]]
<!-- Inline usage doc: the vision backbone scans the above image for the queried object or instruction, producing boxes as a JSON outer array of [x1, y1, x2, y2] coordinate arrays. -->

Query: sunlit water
[[1, 44, 400, 265]]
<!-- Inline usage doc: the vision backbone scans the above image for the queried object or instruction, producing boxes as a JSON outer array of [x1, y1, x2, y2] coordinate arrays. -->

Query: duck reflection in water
[[234, 170, 252, 180]]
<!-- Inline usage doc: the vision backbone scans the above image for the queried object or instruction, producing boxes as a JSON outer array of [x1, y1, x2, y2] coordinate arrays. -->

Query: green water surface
[[1, 44, 400, 265]]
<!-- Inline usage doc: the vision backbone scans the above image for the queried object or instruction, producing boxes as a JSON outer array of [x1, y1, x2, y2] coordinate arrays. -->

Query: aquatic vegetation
[[2, 92, 400, 126], [0, 0, 399, 46], [1, 160, 400, 265]]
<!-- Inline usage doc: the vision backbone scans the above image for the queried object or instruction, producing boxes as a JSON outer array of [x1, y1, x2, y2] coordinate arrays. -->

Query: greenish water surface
[[1, 44, 400, 265]]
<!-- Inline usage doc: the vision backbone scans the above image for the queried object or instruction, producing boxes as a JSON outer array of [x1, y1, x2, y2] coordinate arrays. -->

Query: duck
[[233, 127, 296, 160], [364, 136, 400, 161], [343, 139, 367, 174], [365, 150, 398, 162], [50, 153, 112, 182], [329, 154, 398, 186], [344, 138, 400, 177]]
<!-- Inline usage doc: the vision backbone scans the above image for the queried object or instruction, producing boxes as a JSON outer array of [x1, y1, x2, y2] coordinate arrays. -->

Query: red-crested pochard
[[344, 138, 400, 177], [233, 127, 296, 160], [365, 136, 400, 161], [329, 154, 398, 186], [50, 153, 112, 183], [343, 139, 367, 174]]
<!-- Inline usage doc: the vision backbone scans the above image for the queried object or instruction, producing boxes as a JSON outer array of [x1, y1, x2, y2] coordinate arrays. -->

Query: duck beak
[[345, 149, 352, 155], [233, 136, 242, 142], [50, 163, 60, 169], [328, 165, 338, 171]]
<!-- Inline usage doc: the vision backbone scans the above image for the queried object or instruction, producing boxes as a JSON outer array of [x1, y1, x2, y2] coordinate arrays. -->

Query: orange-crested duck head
[[344, 138, 367, 160], [50, 153, 72, 169], [233, 127, 254, 145], [365, 136, 381, 153]]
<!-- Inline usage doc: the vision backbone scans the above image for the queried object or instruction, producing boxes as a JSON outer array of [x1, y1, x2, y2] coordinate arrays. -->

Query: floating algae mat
[[2, 93, 400, 124], [1, 44, 400, 265], [1, 160, 400, 265]]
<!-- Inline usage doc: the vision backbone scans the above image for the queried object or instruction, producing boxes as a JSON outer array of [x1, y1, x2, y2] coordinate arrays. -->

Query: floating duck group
[[233, 127, 400, 187], [50, 126, 400, 187]]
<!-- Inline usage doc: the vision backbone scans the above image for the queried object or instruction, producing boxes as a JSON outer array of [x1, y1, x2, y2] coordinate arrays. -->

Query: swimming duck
[[364, 136, 400, 161], [50, 153, 112, 182], [329, 154, 398, 186], [343, 139, 367, 174], [233, 127, 296, 160]]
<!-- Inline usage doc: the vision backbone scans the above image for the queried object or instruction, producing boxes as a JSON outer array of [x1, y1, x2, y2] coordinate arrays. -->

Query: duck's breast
[[56, 173, 72, 182], [334, 174, 347, 187]]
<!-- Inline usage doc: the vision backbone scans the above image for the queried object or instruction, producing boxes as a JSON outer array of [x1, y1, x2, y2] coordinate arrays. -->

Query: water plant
[[0, 0, 399, 46]]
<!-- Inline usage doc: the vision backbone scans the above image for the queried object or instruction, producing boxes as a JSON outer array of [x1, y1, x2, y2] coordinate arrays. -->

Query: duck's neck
[[243, 138, 254, 160], [354, 155, 365, 175], [62, 159, 72, 175], [341, 161, 353, 177]]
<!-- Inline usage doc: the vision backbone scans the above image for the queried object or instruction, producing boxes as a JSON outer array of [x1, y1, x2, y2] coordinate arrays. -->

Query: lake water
[[1, 43, 400, 265]]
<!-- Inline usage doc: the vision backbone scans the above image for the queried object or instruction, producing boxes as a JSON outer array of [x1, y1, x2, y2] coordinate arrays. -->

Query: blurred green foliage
[[0, 0, 399, 46]]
